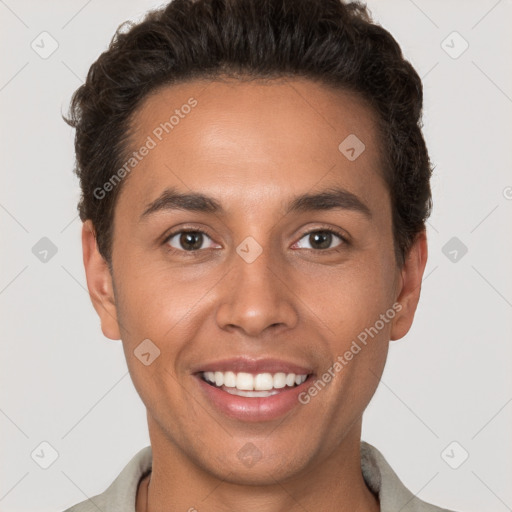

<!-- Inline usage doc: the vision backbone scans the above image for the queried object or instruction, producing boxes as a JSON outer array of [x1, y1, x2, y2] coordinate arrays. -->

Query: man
[[63, 0, 459, 510]]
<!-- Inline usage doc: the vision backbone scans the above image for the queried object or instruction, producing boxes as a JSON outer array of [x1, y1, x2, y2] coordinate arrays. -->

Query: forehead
[[120, 78, 387, 214]]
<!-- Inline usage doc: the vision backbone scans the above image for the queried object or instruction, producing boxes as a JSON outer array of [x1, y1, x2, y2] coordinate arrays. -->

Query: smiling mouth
[[200, 370, 311, 397]]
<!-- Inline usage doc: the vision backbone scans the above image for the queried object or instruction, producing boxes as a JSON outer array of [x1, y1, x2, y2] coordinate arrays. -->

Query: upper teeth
[[203, 371, 308, 391]]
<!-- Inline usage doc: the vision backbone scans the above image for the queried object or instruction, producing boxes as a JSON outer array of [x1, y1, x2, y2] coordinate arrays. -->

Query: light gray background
[[1, 1, 511, 511]]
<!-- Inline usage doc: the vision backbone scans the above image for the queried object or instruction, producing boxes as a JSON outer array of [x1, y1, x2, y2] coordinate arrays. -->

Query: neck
[[137, 418, 379, 512]]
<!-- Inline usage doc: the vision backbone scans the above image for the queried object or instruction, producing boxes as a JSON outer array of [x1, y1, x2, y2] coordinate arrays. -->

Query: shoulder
[[61, 446, 152, 512], [361, 441, 461, 512]]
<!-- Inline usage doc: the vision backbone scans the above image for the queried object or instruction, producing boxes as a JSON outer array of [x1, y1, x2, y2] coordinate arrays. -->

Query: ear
[[390, 230, 428, 341], [82, 220, 121, 340]]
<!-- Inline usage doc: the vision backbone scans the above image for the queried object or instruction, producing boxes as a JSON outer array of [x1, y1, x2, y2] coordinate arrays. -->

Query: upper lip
[[192, 357, 313, 376]]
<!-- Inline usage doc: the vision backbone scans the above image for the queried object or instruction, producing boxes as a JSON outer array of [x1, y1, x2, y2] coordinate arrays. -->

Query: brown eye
[[294, 229, 346, 251], [166, 230, 213, 251], [309, 231, 333, 250]]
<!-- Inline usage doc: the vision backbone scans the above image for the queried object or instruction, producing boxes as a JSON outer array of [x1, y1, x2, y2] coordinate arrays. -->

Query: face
[[83, 77, 427, 485]]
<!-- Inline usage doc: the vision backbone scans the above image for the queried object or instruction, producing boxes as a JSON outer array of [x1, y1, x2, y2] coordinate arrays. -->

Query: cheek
[[112, 259, 221, 396], [300, 254, 397, 337], [113, 255, 213, 336], [112, 266, 192, 413]]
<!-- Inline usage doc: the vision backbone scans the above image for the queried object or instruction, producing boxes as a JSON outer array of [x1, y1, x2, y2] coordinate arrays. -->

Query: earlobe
[[390, 231, 428, 341], [82, 220, 121, 340]]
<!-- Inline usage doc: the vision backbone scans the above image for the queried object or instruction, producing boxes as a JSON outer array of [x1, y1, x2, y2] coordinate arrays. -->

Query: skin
[[82, 77, 428, 512]]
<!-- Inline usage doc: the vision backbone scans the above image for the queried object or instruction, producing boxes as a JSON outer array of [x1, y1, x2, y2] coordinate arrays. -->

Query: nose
[[215, 245, 299, 337]]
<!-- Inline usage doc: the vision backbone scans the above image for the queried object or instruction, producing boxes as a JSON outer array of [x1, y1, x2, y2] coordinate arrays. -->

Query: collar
[[63, 441, 455, 512]]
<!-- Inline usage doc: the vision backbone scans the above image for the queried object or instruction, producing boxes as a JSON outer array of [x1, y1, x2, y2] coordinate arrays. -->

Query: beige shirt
[[63, 441, 457, 511]]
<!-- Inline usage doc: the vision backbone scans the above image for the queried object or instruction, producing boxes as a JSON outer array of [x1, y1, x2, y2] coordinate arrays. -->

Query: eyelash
[[163, 226, 350, 256]]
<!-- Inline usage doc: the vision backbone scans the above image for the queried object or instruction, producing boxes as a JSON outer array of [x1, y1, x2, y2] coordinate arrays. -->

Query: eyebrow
[[140, 185, 372, 220]]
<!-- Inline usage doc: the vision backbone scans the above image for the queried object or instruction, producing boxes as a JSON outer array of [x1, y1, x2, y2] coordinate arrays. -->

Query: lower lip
[[195, 375, 312, 422]]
